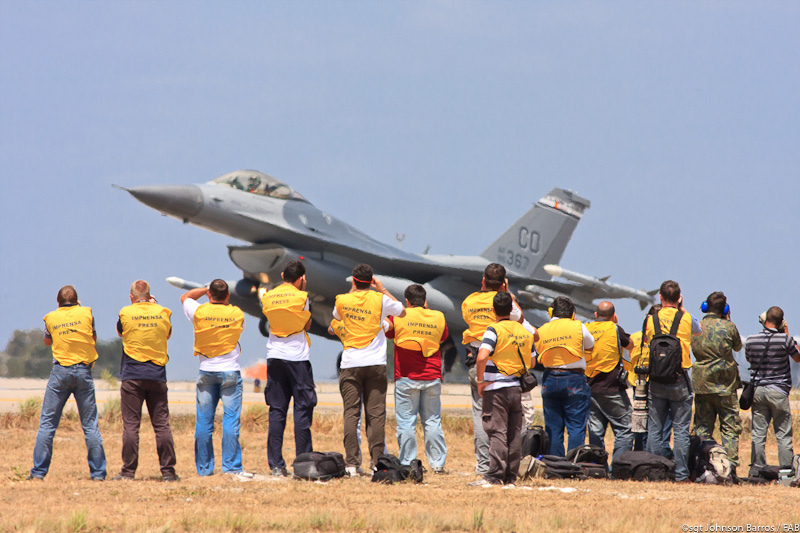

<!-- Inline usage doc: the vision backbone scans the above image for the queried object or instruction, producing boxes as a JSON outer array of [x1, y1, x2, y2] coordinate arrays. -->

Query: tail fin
[[480, 188, 590, 279]]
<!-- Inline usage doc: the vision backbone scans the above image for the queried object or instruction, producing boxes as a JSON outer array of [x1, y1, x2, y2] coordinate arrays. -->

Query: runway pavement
[[0, 377, 545, 415], [2, 378, 775, 418]]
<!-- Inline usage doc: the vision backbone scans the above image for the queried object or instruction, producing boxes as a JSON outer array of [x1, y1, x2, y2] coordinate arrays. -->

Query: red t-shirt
[[387, 316, 448, 381]]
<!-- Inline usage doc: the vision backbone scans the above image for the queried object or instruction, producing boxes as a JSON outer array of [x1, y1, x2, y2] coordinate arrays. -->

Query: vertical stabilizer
[[480, 188, 590, 279]]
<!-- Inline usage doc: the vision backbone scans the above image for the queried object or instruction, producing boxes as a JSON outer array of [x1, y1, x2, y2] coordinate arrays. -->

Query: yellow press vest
[[534, 318, 588, 367], [119, 302, 172, 366], [585, 320, 621, 377], [490, 320, 534, 376], [330, 318, 346, 343], [645, 307, 693, 369], [193, 303, 245, 357], [43, 306, 98, 366], [334, 291, 383, 350], [461, 291, 497, 344], [393, 307, 447, 357], [627, 330, 646, 386], [261, 283, 311, 345]]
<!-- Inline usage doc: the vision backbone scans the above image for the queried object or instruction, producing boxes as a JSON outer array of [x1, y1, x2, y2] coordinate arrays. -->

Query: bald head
[[595, 301, 615, 320], [130, 280, 151, 302], [57, 285, 78, 307]]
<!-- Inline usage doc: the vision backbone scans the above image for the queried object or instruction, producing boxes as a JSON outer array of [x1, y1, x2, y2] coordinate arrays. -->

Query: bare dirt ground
[[2, 380, 800, 532]]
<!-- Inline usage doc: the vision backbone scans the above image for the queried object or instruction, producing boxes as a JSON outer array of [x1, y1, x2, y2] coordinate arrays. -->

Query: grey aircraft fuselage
[[122, 170, 654, 370]]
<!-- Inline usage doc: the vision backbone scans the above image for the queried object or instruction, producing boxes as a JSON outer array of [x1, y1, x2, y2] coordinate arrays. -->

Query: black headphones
[[700, 300, 729, 316]]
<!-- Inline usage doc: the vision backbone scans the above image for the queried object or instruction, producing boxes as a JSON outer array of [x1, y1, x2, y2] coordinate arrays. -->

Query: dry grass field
[[3, 398, 800, 532]]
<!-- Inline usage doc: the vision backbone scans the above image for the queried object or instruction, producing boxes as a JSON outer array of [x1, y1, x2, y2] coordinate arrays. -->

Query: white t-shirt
[[266, 298, 311, 362], [183, 299, 241, 372], [333, 294, 404, 369]]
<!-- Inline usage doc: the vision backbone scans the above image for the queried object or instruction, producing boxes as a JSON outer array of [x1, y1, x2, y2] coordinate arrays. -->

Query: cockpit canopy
[[209, 170, 307, 201]]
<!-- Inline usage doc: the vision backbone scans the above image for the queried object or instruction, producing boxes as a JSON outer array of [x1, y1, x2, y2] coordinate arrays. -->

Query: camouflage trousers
[[692, 392, 742, 467]]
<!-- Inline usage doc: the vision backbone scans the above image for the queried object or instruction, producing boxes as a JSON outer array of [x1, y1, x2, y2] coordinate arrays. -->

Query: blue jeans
[[394, 378, 447, 469], [195, 370, 243, 476], [31, 363, 106, 479], [587, 393, 634, 464], [541, 370, 591, 456], [634, 412, 673, 456], [647, 377, 693, 480]]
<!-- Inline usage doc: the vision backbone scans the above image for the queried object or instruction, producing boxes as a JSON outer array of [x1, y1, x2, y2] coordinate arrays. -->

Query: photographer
[[471, 292, 537, 487], [644, 280, 701, 482], [585, 301, 635, 463], [534, 296, 594, 457], [690, 291, 742, 479], [746, 306, 800, 474]]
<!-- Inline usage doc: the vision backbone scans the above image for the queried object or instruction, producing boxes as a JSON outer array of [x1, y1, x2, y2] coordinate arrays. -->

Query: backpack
[[577, 463, 610, 479], [689, 436, 732, 484], [521, 425, 550, 459], [541, 455, 587, 480], [292, 451, 346, 481], [749, 465, 781, 481], [566, 444, 609, 468], [566, 444, 609, 479], [518, 455, 547, 481], [648, 310, 684, 384], [740, 476, 773, 485], [371, 454, 424, 484], [612, 451, 676, 481]]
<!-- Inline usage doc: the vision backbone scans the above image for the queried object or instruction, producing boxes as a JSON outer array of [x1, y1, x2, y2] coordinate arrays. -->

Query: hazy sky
[[1, 2, 798, 380]]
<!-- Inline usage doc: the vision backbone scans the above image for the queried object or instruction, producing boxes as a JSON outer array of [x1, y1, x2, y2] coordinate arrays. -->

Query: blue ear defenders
[[701, 300, 730, 316]]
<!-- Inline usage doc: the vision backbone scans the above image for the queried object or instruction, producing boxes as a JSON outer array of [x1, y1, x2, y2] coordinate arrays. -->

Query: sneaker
[[91, 477, 105, 482], [432, 467, 448, 475], [228, 471, 255, 480], [162, 473, 181, 482], [111, 473, 134, 481], [27, 474, 44, 481], [518, 455, 533, 480], [467, 478, 494, 488], [271, 467, 289, 477], [345, 466, 365, 478]]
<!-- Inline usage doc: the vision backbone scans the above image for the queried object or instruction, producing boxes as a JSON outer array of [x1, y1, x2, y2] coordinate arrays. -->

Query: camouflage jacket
[[691, 314, 743, 395]]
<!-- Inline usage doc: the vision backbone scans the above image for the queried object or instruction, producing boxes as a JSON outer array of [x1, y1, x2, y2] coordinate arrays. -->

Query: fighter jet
[[120, 169, 655, 371]]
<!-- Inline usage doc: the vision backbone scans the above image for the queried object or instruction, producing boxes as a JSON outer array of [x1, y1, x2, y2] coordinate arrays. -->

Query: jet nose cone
[[127, 185, 203, 220]]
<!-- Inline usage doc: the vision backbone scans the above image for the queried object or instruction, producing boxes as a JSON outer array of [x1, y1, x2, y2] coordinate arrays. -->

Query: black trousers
[[120, 379, 176, 477], [265, 359, 317, 469]]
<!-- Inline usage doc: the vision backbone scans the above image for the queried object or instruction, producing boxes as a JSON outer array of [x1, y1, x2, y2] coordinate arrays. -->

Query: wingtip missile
[[543, 264, 563, 278], [166, 276, 205, 290], [544, 264, 656, 306]]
